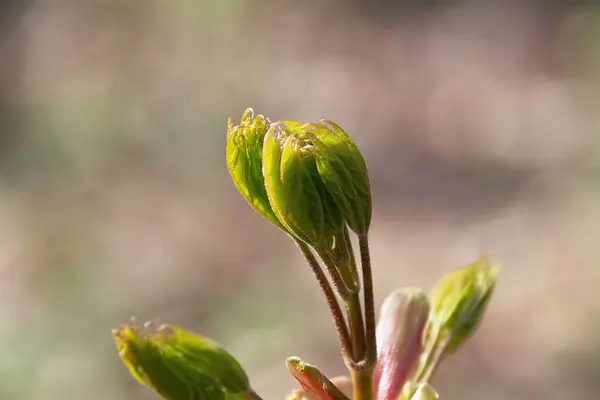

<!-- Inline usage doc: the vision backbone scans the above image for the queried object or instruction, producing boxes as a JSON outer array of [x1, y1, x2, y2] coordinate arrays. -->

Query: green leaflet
[[309, 121, 371, 235], [428, 257, 499, 354], [113, 320, 252, 400], [226, 108, 285, 231]]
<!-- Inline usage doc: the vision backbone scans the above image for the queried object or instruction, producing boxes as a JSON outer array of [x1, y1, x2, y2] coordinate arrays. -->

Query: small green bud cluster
[[227, 110, 371, 241], [227, 109, 371, 298]]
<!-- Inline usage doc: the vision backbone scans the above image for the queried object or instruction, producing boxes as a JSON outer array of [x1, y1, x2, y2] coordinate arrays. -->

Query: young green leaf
[[226, 108, 286, 231], [427, 257, 499, 354], [263, 122, 344, 248], [309, 120, 371, 235], [113, 319, 252, 400]]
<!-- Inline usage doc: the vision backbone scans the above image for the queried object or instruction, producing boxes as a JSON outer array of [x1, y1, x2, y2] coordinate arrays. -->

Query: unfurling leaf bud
[[427, 257, 499, 354], [286, 357, 350, 400], [113, 318, 251, 400], [226, 108, 286, 231], [374, 289, 430, 400], [262, 120, 371, 241], [263, 121, 345, 249], [262, 120, 371, 294], [309, 120, 371, 236], [262, 122, 356, 292]]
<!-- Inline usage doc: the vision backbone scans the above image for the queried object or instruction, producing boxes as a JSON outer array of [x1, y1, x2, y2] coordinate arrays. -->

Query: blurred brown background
[[1, 1, 600, 399]]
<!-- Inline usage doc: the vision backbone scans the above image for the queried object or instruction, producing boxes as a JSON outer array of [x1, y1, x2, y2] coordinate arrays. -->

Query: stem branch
[[346, 293, 366, 363], [295, 239, 352, 359], [359, 234, 377, 364]]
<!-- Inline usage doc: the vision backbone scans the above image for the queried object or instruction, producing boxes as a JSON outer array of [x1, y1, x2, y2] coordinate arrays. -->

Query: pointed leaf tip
[[428, 257, 498, 354], [113, 319, 252, 400], [226, 109, 285, 231]]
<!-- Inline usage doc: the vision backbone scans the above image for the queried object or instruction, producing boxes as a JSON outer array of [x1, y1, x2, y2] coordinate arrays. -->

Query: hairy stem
[[346, 293, 366, 363], [318, 249, 358, 302], [359, 234, 377, 364], [344, 226, 361, 292], [295, 239, 352, 359], [342, 226, 366, 363]]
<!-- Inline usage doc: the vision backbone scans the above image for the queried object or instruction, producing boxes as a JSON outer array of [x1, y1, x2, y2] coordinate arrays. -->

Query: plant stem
[[318, 249, 358, 302], [344, 226, 360, 292], [295, 239, 352, 359], [419, 345, 445, 383], [346, 293, 366, 362], [358, 234, 377, 364], [342, 227, 366, 363], [351, 369, 374, 400], [318, 249, 366, 363], [346, 234, 376, 400], [415, 331, 448, 383]]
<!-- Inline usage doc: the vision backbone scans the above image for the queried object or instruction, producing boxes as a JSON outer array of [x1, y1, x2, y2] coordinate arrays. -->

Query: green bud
[[309, 120, 371, 236], [262, 120, 371, 294], [374, 288, 430, 400], [286, 357, 349, 400], [113, 318, 251, 400], [285, 120, 371, 237], [226, 108, 286, 231], [427, 257, 499, 354], [263, 121, 358, 293], [263, 121, 344, 248]]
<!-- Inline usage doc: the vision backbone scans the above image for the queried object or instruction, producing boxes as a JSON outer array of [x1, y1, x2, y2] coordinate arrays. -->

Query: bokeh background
[[1, 1, 600, 399]]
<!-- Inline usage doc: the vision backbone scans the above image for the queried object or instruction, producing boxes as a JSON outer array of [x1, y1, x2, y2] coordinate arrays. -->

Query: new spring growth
[[374, 289, 430, 400], [287, 357, 351, 400], [113, 318, 253, 400], [226, 108, 286, 231], [112, 107, 501, 400], [226, 110, 372, 299], [304, 120, 371, 236], [263, 120, 371, 296], [263, 120, 371, 241], [414, 257, 499, 383], [428, 257, 499, 354]]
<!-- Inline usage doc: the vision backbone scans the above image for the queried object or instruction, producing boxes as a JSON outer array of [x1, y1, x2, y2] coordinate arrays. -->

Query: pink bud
[[374, 288, 430, 400]]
